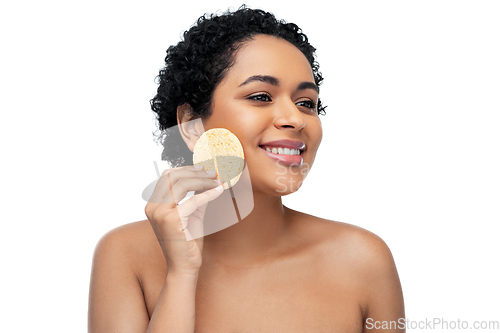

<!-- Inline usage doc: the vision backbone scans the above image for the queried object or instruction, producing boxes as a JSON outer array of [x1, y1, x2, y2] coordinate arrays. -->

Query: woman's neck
[[202, 192, 292, 268]]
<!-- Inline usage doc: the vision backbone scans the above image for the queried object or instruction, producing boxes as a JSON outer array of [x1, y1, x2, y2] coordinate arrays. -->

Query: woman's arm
[[88, 165, 223, 332], [88, 226, 201, 332], [147, 271, 199, 332], [359, 233, 405, 332], [88, 227, 150, 332]]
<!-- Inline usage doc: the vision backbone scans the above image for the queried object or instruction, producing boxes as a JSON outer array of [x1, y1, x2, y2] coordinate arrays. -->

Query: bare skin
[[89, 212, 403, 332], [88, 35, 405, 332]]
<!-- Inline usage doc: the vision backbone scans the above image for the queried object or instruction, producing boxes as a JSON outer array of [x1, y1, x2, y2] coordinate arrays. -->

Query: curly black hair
[[151, 6, 326, 167]]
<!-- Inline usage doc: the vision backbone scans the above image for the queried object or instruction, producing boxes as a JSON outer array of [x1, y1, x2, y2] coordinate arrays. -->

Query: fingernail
[[206, 170, 216, 176], [215, 185, 223, 191], [193, 164, 203, 170]]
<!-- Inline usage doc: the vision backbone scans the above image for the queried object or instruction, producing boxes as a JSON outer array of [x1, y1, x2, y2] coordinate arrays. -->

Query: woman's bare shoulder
[[95, 220, 153, 248], [287, 208, 395, 268], [287, 208, 403, 315], [89, 221, 163, 330], [92, 220, 162, 269], [105, 219, 154, 238]]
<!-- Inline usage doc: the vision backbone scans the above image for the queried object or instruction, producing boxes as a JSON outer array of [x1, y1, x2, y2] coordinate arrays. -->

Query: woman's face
[[203, 34, 323, 196]]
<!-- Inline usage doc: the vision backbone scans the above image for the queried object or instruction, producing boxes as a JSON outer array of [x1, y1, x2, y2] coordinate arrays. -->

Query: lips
[[259, 139, 306, 151], [259, 139, 305, 166]]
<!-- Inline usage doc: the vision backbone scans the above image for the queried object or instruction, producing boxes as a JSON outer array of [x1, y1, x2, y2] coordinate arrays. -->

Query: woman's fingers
[[169, 178, 220, 205], [146, 165, 221, 233], [148, 165, 217, 204], [143, 164, 224, 274]]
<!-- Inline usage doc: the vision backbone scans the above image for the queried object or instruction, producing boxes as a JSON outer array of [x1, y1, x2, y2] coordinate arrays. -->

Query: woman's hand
[[145, 164, 223, 276]]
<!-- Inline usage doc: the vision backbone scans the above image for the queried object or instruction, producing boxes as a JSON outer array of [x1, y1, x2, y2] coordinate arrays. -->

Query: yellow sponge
[[193, 128, 245, 189]]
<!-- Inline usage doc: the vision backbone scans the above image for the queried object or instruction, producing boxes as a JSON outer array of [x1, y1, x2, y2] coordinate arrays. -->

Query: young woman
[[88, 7, 405, 332]]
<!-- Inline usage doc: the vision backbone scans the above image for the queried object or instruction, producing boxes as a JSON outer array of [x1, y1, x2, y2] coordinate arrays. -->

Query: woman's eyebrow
[[238, 75, 318, 93], [238, 75, 279, 87], [297, 81, 319, 93]]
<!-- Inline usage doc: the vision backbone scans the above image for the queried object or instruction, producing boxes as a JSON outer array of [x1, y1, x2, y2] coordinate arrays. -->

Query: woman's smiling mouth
[[259, 139, 305, 166]]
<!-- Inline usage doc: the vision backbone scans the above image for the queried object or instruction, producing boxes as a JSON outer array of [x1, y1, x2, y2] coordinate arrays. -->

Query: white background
[[1, 0, 499, 331]]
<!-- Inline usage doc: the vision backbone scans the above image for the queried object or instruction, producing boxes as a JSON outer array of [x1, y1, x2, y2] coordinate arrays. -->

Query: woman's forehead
[[226, 35, 315, 85]]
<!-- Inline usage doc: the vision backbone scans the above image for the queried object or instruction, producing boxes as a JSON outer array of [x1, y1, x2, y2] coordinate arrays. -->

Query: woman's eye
[[248, 94, 271, 102], [296, 100, 317, 111]]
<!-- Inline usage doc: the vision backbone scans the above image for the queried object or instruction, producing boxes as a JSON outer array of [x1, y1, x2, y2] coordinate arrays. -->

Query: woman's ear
[[177, 103, 205, 152]]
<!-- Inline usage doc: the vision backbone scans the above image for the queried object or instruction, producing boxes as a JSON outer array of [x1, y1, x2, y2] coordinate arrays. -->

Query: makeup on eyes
[[238, 75, 318, 113], [247, 93, 272, 102], [245, 93, 317, 113]]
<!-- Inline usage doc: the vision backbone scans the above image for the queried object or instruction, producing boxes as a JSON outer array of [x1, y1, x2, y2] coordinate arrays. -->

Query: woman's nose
[[273, 100, 305, 131]]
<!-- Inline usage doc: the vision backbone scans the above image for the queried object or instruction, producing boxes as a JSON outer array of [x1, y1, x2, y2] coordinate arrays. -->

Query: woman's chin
[[252, 175, 305, 197]]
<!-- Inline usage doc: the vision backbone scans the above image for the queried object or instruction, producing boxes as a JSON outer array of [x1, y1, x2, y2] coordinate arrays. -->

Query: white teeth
[[264, 147, 301, 156]]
